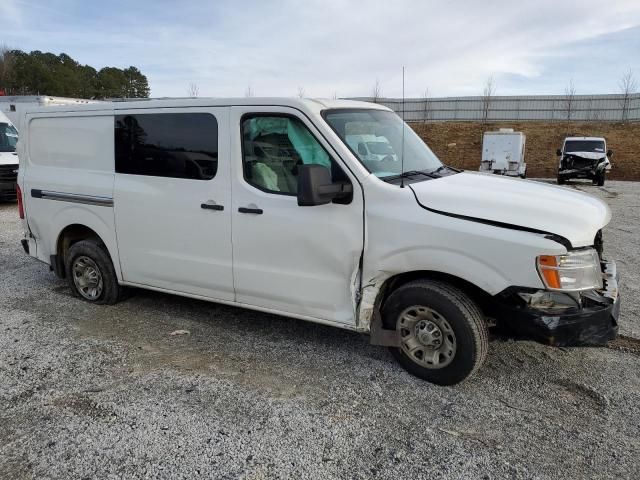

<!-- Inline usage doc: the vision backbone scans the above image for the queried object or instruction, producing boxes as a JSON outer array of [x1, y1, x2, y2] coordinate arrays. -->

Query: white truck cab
[[557, 136, 612, 186], [16, 98, 620, 385], [0, 112, 19, 201]]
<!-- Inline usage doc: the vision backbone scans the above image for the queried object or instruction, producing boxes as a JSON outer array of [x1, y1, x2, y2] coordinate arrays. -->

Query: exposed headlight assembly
[[537, 249, 602, 291]]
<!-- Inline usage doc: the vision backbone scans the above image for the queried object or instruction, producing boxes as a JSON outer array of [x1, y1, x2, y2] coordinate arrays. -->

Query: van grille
[[0, 164, 18, 182]]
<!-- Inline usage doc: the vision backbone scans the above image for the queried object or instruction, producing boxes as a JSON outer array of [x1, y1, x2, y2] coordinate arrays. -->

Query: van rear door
[[229, 106, 364, 325], [113, 107, 234, 300]]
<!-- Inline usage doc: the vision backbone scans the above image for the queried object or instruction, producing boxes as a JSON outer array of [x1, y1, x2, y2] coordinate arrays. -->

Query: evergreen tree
[[0, 49, 150, 99]]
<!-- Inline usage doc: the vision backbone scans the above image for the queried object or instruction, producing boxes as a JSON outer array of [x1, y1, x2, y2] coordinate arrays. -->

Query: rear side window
[[29, 115, 114, 170], [115, 113, 218, 180]]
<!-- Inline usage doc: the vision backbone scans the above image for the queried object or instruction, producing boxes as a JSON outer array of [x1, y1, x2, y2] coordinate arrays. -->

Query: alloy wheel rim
[[72, 256, 103, 301], [397, 305, 457, 369]]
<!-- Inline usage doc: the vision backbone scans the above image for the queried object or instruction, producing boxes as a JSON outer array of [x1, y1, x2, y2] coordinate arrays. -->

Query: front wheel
[[382, 280, 488, 385]]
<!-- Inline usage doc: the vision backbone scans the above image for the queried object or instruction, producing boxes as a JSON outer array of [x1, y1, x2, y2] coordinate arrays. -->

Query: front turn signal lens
[[536, 249, 602, 291], [537, 255, 561, 289]]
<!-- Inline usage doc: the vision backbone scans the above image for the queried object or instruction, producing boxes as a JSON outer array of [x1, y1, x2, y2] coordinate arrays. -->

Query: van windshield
[[564, 140, 605, 154], [322, 109, 443, 179], [0, 123, 18, 152]]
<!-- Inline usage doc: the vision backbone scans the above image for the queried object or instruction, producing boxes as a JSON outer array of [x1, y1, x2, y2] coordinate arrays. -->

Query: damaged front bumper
[[494, 261, 620, 347], [558, 167, 601, 180]]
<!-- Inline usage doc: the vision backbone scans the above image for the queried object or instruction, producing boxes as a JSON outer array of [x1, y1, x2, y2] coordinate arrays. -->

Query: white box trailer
[[479, 129, 526, 178]]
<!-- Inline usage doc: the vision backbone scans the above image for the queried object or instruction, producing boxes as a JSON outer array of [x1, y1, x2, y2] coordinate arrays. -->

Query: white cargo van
[[0, 112, 19, 201], [16, 98, 620, 385]]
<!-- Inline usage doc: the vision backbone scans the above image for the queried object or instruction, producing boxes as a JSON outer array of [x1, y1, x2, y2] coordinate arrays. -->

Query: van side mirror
[[556, 149, 562, 156], [358, 142, 367, 156], [297, 164, 353, 206], [607, 149, 613, 157]]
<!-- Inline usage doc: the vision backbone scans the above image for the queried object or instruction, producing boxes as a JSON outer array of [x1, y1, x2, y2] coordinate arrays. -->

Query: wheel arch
[[360, 269, 494, 333], [382, 271, 492, 308], [54, 223, 116, 279]]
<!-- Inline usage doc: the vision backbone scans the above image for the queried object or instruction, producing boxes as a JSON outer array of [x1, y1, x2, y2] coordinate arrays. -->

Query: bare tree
[[562, 79, 577, 123], [591, 98, 602, 121], [619, 68, 637, 123], [422, 87, 433, 123], [297, 86, 305, 98], [371, 78, 382, 103], [245, 85, 254, 97], [187, 82, 199, 98], [584, 96, 594, 121], [480, 76, 495, 123], [0, 44, 14, 93]]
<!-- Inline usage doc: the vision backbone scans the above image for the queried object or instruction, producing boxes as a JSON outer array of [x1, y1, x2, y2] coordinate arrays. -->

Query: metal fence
[[349, 94, 640, 122]]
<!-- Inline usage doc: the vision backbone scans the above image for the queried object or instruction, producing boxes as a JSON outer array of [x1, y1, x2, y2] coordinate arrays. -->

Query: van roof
[[22, 97, 390, 116], [564, 136, 605, 142]]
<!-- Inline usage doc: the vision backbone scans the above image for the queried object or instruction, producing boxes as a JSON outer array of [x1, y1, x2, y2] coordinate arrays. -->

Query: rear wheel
[[382, 280, 488, 385], [65, 240, 122, 304], [557, 175, 565, 185]]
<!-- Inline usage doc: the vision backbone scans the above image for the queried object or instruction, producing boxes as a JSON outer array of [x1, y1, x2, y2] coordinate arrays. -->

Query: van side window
[[115, 113, 218, 180], [241, 114, 349, 195]]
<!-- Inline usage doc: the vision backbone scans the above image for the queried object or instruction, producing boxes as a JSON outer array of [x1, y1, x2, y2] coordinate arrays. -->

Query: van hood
[[564, 151, 606, 161], [0, 151, 19, 166], [409, 172, 610, 248]]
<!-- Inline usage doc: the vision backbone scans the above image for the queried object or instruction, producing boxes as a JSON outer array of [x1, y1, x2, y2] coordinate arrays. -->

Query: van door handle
[[201, 201, 224, 211], [238, 207, 263, 214]]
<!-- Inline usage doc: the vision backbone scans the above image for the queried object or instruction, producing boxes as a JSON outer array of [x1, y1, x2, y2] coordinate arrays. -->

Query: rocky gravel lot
[[1, 180, 639, 479]]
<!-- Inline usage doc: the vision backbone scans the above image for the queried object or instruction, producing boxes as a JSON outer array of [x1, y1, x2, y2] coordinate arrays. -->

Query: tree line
[[0, 47, 150, 99]]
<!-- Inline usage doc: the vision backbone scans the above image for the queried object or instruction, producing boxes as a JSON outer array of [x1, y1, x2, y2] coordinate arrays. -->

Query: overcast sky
[[2, 0, 640, 98]]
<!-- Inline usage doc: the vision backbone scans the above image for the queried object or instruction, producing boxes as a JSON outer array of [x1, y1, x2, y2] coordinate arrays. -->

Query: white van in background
[[16, 98, 620, 385], [346, 134, 398, 163], [0, 95, 103, 128], [0, 111, 19, 201], [557, 136, 612, 186]]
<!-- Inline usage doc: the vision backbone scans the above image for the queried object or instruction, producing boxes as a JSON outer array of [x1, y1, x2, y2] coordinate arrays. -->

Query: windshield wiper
[[383, 170, 438, 182]]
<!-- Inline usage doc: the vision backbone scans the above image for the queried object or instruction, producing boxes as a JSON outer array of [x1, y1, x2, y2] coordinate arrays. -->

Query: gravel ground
[[1, 180, 639, 479]]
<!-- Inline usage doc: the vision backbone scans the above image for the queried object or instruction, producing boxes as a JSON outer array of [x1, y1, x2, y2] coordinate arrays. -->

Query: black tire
[[64, 239, 122, 305], [382, 280, 488, 385], [597, 172, 605, 187], [557, 175, 565, 185]]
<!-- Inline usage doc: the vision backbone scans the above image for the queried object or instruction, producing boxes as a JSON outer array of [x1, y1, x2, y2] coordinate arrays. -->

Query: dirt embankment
[[410, 121, 640, 181]]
